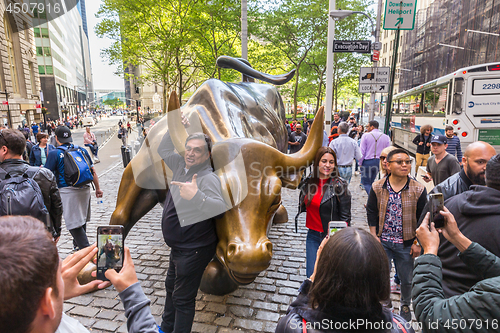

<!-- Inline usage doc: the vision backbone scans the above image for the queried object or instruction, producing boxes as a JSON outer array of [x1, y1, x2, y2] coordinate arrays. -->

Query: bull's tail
[[216, 56, 295, 86]]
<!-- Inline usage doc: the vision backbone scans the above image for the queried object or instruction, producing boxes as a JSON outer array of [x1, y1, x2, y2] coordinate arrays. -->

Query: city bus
[[388, 62, 500, 155]]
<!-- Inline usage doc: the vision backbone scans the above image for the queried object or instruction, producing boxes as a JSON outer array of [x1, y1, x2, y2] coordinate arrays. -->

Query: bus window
[[423, 90, 435, 114], [435, 85, 447, 115], [401, 96, 410, 114], [453, 78, 464, 115]]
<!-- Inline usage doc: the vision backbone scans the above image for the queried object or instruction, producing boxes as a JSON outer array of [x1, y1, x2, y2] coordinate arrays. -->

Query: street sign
[[373, 50, 380, 61], [359, 67, 391, 93], [2, 101, 8, 105], [333, 40, 371, 53], [383, 0, 417, 30]]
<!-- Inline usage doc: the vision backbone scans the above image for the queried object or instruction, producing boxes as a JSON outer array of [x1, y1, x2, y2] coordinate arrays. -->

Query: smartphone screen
[[429, 193, 445, 228], [328, 221, 348, 238], [97, 226, 124, 281]]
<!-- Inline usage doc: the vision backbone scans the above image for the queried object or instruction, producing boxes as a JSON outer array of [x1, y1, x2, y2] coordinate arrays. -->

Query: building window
[[45, 66, 53, 75], [24, 22, 30, 43], [4, 16, 19, 94], [34, 27, 40, 37], [38, 65, 45, 75], [29, 62, 36, 94], [43, 47, 51, 56], [41, 28, 49, 38]]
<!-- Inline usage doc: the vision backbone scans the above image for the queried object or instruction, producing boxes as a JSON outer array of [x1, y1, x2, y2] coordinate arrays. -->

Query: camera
[[97, 226, 124, 281], [429, 193, 445, 228]]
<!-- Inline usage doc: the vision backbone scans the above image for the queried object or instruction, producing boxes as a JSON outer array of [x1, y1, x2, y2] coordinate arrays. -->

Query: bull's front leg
[[78, 164, 161, 285]]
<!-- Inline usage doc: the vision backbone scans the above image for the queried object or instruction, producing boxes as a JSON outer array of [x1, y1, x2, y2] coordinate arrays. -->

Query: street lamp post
[[324, 0, 336, 132], [329, 5, 381, 123]]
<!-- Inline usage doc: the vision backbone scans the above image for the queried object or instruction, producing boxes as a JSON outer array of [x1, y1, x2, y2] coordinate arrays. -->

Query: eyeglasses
[[380, 156, 386, 160], [388, 160, 412, 165]]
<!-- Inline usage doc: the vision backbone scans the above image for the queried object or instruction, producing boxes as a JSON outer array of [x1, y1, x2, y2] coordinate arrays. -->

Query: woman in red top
[[296, 146, 351, 277]]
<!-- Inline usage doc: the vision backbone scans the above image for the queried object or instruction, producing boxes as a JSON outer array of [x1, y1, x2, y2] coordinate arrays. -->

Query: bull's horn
[[279, 106, 324, 169], [166, 91, 187, 155]]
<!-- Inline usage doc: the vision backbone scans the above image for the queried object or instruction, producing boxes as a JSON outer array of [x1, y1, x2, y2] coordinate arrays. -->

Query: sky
[[86, 0, 124, 91]]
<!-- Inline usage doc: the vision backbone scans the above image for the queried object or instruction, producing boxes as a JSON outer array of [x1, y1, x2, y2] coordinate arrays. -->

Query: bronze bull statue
[[96, 57, 324, 295]]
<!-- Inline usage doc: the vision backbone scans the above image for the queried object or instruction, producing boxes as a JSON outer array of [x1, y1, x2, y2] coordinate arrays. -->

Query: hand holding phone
[[105, 246, 139, 293], [97, 226, 124, 281], [422, 174, 431, 182]]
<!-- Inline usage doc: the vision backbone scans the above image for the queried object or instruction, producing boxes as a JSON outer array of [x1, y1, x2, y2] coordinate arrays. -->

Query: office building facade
[[34, 1, 93, 121], [0, 1, 42, 128]]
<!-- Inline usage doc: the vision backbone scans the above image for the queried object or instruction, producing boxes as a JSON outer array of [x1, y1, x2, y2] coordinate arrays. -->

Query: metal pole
[[369, 0, 384, 121], [384, 28, 400, 135], [241, 0, 248, 60], [324, 0, 336, 132]]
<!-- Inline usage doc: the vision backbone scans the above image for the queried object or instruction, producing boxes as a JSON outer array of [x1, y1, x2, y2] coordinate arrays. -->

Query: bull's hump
[[183, 79, 287, 150]]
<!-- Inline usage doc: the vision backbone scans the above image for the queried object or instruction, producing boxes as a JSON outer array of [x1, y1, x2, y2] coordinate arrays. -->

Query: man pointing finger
[[158, 128, 226, 333]]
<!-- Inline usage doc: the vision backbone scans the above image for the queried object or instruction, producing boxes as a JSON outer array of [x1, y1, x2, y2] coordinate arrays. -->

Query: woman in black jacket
[[412, 124, 433, 168], [276, 228, 413, 333], [295, 147, 351, 278]]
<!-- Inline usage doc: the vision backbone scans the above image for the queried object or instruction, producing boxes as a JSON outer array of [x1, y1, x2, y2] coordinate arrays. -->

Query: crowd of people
[[1, 108, 500, 333], [286, 112, 500, 332]]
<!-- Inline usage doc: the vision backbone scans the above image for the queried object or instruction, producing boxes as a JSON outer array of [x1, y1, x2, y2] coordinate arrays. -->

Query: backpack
[[58, 145, 94, 187], [0, 167, 51, 230], [118, 132, 122, 139]]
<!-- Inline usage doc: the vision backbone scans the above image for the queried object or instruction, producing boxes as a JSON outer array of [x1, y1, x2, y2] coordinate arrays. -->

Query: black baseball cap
[[55, 126, 72, 143], [430, 135, 447, 145]]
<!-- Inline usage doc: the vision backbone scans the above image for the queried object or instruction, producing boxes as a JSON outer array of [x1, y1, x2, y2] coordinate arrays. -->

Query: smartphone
[[422, 174, 430, 181], [328, 221, 348, 238], [429, 193, 445, 228], [97, 226, 124, 281]]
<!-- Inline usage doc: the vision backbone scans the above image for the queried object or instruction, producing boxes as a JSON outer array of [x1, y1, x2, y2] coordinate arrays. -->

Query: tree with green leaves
[[103, 98, 125, 109], [251, 0, 326, 119]]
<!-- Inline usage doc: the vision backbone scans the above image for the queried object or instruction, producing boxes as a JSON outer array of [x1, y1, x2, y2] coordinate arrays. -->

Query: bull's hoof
[[272, 204, 288, 224], [200, 260, 239, 295], [77, 261, 97, 287]]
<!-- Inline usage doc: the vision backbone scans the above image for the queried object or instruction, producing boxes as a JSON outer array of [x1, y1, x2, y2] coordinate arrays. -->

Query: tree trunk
[[162, 78, 168, 114], [293, 67, 300, 120], [176, 55, 183, 106]]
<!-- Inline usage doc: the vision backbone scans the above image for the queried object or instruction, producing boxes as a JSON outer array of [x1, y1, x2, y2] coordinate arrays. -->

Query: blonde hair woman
[[379, 146, 397, 178]]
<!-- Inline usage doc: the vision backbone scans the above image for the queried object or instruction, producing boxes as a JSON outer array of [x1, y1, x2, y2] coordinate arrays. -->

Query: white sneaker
[[94, 157, 100, 163], [355, 171, 360, 176]]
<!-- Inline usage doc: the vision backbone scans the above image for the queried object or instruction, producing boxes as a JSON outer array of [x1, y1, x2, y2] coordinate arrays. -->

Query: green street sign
[[383, 0, 417, 30]]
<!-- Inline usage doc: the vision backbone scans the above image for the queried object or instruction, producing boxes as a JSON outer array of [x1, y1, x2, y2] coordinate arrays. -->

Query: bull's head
[[168, 96, 324, 293]]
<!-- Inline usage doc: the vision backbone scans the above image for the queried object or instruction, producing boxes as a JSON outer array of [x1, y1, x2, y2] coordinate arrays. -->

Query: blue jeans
[[85, 143, 98, 157], [381, 240, 413, 307], [306, 229, 326, 277], [361, 158, 380, 194], [337, 166, 352, 184]]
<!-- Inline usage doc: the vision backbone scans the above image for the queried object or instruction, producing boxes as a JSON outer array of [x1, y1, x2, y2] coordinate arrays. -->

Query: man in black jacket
[[0, 129, 62, 240], [417, 141, 496, 225], [157, 116, 226, 333], [438, 153, 500, 297]]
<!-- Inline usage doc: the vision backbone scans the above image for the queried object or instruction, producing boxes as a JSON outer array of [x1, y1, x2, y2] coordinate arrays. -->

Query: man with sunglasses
[[366, 148, 427, 322], [157, 114, 226, 333]]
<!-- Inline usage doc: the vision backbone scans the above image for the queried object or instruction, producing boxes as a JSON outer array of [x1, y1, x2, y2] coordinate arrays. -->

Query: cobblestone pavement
[[57, 164, 412, 332]]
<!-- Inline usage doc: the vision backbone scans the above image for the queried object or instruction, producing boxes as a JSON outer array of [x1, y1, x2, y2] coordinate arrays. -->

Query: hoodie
[[439, 185, 500, 297], [275, 280, 410, 333]]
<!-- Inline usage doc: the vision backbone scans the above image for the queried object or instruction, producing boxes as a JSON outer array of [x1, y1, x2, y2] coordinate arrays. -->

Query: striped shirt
[[445, 136, 462, 161]]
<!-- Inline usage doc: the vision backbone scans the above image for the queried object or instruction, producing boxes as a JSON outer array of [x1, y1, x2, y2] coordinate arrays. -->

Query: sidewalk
[[57, 165, 408, 332]]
